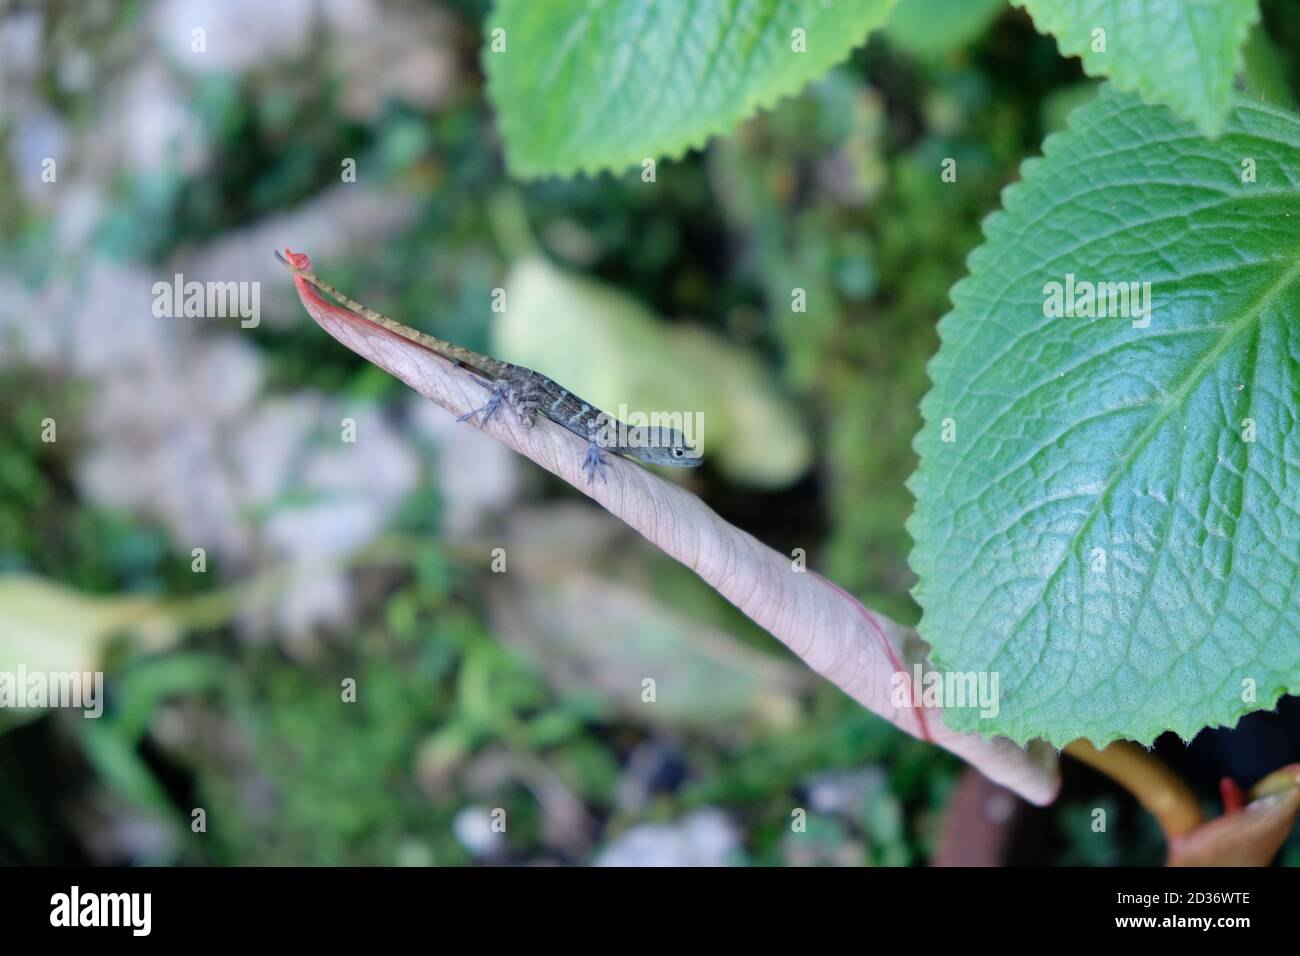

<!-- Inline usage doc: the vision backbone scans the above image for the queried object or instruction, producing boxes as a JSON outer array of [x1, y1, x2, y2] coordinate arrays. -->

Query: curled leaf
[[282, 249, 1060, 805], [0, 574, 178, 678], [0, 574, 179, 730], [1168, 784, 1300, 867]]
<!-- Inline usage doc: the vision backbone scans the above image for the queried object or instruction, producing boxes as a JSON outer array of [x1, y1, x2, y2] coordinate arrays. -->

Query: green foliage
[[1013, 0, 1259, 135], [1054, 795, 1166, 864], [1242, 25, 1294, 109], [484, 0, 898, 177], [708, 59, 1045, 621], [0, 371, 206, 594], [201, 641, 477, 866], [96, 75, 369, 260], [909, 88, 1300, 746], [886, 0, 1007, 57]]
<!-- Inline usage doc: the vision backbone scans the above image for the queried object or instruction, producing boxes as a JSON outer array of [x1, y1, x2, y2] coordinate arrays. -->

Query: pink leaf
[[282, 249, 1061, 806], [1169, 781, 1300, 867]]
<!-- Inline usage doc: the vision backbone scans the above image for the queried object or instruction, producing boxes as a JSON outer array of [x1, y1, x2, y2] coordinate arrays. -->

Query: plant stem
[[1065, 739, 1204, 839]]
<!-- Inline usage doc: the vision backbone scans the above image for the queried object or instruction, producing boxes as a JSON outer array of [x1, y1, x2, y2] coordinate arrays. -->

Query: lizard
[[276, 248, 702, 483]]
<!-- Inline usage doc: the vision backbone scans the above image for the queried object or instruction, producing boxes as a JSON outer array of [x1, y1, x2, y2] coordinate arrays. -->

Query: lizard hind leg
[[457, 374, 542, 431], [581, 439, 610, 484], [457, 378, 507, 428]]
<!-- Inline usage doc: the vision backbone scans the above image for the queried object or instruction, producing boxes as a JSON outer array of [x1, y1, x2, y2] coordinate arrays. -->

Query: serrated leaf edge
[[483, 1, 898, 180], [1009, 0, 1260, 137]]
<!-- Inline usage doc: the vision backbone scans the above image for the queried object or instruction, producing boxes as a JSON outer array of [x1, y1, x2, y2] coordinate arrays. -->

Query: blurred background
[[1, 0, 1298, 866]]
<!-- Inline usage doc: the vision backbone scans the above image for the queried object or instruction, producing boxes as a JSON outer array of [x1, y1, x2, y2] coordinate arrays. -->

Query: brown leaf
[[282, 249, 1061, 806]]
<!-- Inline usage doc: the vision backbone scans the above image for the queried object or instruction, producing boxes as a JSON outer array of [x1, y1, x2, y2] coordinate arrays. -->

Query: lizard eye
[[672, 447, 684, 457]]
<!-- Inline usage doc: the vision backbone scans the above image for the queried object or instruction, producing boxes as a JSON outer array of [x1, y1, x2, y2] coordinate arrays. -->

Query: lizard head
[[625, 427, 703, 469]]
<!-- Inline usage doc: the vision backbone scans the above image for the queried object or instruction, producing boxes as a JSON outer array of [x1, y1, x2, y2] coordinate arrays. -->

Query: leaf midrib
[[978, 252, 1300, 668]]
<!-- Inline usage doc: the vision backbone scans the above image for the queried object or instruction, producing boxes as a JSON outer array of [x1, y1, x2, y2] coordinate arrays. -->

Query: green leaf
[[1240, 23, 1294, 110], [0, 574, 179, 733], [1013, 0, 1259, 136], [908, 87, 1300, 747], [886, 0, 1005, 57], [484, 0, 898, 177], [0, 575, 177, 678]]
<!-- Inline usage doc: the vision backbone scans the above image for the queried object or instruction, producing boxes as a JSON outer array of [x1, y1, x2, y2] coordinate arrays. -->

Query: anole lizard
[[276, 248, 702, 483]]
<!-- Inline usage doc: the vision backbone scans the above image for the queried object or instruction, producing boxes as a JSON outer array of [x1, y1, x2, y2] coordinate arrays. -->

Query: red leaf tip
[[280, 248, 312, 271]]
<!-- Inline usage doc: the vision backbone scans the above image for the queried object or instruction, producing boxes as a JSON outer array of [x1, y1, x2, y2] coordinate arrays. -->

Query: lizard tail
[[275, 248, 505, 379], [277, 248, 389, 325]]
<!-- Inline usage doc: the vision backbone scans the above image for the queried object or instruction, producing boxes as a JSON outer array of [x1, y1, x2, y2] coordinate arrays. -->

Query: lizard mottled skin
[[277, 249, 701, 482]]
